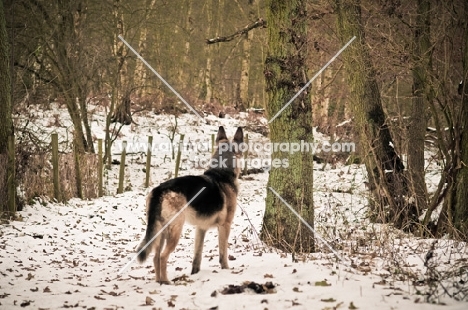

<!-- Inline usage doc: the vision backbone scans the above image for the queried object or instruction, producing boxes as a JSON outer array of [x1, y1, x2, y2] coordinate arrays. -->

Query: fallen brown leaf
[[320, 298, 336, 302], [314, 280, 331, 287], [20, 300, 31, 307], [145, 296, 154, 305]]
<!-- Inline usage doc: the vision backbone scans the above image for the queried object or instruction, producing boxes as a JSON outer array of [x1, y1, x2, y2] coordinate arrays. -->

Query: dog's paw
[[191, 266, 200, 274], [158, 280, 171, 285]]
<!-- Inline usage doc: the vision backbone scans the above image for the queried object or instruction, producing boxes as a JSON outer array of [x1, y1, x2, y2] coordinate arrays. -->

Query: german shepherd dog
[[137, 126, 243, 283]]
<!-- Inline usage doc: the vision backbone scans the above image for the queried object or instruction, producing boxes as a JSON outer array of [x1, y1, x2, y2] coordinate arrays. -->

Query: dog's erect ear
[[216, 126, 228, 143], [233, 127, 244, 144]]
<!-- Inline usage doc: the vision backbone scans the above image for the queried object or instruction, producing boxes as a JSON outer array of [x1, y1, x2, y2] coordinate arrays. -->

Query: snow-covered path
[[2, 108, 467, 309], [1, 171, 466, 309]]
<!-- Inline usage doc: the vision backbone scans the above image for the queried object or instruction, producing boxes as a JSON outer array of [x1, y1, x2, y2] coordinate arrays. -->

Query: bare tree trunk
[[408, 0, 430, 217], [111, 0, 132, 125], [104, 82, 117, 167], [312, 58, 332, 132], [201, 0, 213, 103], [135, 0, 157, 97], [79, 96, 95, 153], [336, 0, 412, 230], [0, 0, 12, 155], [204, 57, 213, 103], [55, 0, 91, 153], [74, 4, 94, 153], [135, 24, 148, 97], [179, 0, 193, 89], [0, 0, 15, 213], [452, 0, 468, 240], [64, 94, 88, 153], [238, 30, 252, 111]]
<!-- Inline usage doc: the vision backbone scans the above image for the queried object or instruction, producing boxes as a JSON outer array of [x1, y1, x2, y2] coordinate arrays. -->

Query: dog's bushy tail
[[137, 187, 163, 263]]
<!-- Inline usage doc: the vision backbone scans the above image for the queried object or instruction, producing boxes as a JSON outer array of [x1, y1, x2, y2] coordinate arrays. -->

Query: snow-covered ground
[[1, 105, 467, 309]]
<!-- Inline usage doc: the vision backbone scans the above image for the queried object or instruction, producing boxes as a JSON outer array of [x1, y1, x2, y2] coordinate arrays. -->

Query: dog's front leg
[[217, 223, 231, 269], [191, 227, 206, 274]]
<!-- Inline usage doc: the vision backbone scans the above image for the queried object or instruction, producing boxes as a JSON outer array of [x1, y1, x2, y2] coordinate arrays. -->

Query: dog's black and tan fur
[[137, 126, 243, 283]]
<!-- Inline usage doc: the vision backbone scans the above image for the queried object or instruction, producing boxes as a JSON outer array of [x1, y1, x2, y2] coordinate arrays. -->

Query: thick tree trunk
[[261, 0, 314, 253], [336, 0, 411, 229], [111, 0, 132, 125], [0, 1, 12, 155], [0, 0, 15, 213], [452, 0, 468, 240], [408, 0, 430, 217]]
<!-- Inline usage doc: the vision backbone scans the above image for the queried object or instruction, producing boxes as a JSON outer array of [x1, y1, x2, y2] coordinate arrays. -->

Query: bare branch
[[206, 18, 266, 44]]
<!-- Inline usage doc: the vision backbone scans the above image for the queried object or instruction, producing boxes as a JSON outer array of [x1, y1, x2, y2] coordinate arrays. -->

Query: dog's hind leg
[[159, 219, 184, 284], [152, 225, 165, 283], [217, 223, 231, 269], [191, 227, 206, 274]]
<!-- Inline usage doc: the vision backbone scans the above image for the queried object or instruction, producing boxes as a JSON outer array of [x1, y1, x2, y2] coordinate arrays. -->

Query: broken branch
[[206, 18, 266, 44]]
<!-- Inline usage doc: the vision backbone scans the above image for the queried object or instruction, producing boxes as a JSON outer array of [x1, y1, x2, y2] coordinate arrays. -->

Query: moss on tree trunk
[[261, 0, 314, 253], [0, 0, 15, 214]]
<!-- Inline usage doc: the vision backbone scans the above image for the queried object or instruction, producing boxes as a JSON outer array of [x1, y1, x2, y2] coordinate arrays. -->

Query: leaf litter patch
[[218, 281, 276, 295]]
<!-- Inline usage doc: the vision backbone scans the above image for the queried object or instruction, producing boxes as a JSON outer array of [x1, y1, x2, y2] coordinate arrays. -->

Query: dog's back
[[137, 126, 243, 283]]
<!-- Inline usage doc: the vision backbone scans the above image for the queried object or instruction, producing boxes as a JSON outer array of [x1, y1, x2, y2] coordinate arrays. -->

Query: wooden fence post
[[98, 139, 103, 197], [174, 134, 185, 178], [105, 138, 112, 170], [51, 133, 61, 202], [145, 136, 153, 188], [117, 140, 127, 194], [243, 133, 249, 175]]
